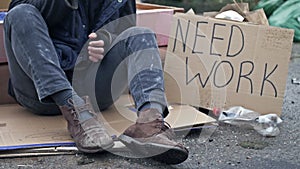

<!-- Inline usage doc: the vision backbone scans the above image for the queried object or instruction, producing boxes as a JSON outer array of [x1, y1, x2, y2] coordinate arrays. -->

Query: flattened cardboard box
[[0, 95, 216, 151], [0, 0, 10, 10], [137, 8, 174, 47], [136, 2, 184, 47], [164, 12, 294, 115]]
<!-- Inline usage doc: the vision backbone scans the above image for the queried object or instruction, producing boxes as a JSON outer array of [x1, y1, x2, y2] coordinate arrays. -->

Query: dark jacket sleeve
[[8, 0, 79, 27]]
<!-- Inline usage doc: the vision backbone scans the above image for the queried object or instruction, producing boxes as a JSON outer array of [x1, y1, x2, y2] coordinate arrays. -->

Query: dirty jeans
[[4, 4, 168, 117]]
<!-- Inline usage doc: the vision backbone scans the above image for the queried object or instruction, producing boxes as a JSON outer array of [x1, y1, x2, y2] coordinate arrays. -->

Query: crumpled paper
[[215, 10, 244, 22], [212, 2, 269, 25]]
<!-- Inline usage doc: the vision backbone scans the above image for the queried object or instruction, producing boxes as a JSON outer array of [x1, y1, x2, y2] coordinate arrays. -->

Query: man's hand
[[88, 33, 105, 62]]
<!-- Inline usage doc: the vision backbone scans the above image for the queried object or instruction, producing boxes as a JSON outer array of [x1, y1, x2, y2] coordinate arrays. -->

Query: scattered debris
[[239, 141, 269, 150], [253, 114, 282, 137], [77, 155, 95, 165], [217, 106, 260, 128], [291, 78, 300, 85], [217, 106, 283, 137], [215, 10, 244, 22], [0, 123, 7, 127], [17, 164, 33, 168]]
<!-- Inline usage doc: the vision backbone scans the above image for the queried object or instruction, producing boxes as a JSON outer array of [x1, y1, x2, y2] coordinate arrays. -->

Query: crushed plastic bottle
[[253, 114, 283, 137], [217, 106, 282, 137]]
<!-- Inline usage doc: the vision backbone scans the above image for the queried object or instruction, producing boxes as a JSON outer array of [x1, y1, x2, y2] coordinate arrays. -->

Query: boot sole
[[118, 134, 188, 165], [77, 141, 115, 153]]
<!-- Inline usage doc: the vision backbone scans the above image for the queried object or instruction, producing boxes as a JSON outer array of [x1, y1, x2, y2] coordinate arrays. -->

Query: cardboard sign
[[164, 12, 294, 115]]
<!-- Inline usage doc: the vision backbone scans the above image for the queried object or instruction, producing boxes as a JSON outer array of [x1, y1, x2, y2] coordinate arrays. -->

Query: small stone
[[77, 156, 95, 165], [239, 141, 269, 150]]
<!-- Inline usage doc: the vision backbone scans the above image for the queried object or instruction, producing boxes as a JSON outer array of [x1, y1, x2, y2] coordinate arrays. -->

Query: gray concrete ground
[[0, 44, 299, 169]]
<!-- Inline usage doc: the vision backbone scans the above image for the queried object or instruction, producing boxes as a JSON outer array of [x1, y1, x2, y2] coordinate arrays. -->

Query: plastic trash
[[254, 0, 285, 18], [217, 106, 283, 137], [253, 114, 283, 137], [0, 12, 7, 22], [218, 106, 260, 128], [268, 0, 300, 42]]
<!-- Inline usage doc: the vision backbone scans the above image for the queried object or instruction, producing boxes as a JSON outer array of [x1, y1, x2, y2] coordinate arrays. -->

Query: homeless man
[[4, 0, 188, 164]]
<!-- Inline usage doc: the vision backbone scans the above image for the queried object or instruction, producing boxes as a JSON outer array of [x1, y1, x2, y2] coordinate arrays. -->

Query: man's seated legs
[[4, 4, 113, 153]]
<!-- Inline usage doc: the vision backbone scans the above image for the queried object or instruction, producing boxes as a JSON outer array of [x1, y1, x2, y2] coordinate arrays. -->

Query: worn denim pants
[[4, 4, 168, 117]]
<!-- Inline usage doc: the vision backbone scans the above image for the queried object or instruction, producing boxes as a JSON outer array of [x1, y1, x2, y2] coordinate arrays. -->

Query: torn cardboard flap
[[0, 95, 216, 151], [203, 3, 269, 26], [245, 9, 269, 26]]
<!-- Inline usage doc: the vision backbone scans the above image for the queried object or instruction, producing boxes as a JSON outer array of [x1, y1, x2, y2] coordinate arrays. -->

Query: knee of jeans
[[6, 4, 41, 26], [130, 27, 155, 34], [125, 27, 156, 37], [124, 27, 158, 49], [8, 4, 39, 18]]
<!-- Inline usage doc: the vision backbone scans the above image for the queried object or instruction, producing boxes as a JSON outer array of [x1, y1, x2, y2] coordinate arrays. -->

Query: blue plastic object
[[0, 12, 7, 21]]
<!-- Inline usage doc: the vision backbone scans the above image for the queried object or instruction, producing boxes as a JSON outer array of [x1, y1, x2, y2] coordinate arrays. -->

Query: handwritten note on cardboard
[[164, 13, 294, 115]]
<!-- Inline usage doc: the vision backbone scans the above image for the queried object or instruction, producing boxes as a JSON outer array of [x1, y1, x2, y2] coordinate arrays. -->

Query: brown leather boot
[[118, 108, 189, 164], [59, 96, 114, 153]]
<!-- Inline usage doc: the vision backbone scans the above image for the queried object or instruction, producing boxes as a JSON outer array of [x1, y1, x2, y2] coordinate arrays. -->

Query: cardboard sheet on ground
[[0, 95, 216, 153]]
